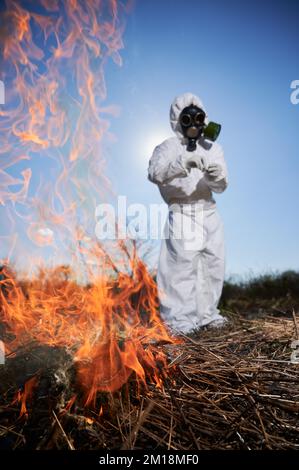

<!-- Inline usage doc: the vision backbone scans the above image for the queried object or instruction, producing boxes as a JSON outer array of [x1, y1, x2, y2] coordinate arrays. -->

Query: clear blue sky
[[105, 0, 299, 278], [1, 0, 298, 279]]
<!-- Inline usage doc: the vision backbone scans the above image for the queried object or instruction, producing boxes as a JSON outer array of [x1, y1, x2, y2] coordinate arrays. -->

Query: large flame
[[0, 0, 176, 406]]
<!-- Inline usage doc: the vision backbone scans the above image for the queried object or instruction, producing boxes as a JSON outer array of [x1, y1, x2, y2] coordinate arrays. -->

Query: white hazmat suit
[[148, 93, 228, 333]]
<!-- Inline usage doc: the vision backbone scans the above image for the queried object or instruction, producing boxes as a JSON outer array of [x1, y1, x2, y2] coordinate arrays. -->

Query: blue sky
[[0, 0, 298, 279], [104, 0, 299, 278]]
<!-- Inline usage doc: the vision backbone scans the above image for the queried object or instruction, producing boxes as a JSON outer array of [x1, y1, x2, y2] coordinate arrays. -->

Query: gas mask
[[179, 104, 221, 151]]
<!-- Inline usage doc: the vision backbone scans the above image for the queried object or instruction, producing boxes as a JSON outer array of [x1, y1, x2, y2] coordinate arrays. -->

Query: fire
[[12, 376, 39, 417], [0, 0, 178, 408], [1, 251, 177, 405]]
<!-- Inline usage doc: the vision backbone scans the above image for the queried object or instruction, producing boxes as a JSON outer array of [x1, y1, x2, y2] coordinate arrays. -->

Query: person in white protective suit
[[148, 92, 228, 334]]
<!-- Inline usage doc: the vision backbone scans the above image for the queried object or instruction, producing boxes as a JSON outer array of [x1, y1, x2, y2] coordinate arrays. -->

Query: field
[[0, 270, 298, 450]]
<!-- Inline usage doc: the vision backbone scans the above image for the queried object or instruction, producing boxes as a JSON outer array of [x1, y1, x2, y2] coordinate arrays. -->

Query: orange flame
[[12, 376, 39, 417], [1, 251, 177, 404]]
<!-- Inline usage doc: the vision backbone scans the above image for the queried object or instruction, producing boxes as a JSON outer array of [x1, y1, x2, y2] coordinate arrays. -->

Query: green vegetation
[[220, 270, 299, 316]]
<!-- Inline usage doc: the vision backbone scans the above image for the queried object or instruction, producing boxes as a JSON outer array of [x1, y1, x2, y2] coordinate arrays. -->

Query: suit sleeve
[[148, 140, 188, 185], [204, 144, 228, 193]]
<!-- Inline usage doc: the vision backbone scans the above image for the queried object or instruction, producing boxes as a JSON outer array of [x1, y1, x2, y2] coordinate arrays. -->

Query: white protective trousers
[[157, 204, 225, 333], [148, 93, 228, 333]]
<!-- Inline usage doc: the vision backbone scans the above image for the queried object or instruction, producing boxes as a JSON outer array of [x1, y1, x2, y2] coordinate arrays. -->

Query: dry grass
[[0, 312, 298, 450]]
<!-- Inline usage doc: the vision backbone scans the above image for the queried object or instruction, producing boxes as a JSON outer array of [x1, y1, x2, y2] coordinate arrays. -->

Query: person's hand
[[184, 153, 207, 172], [204, 164, 223, 181]]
